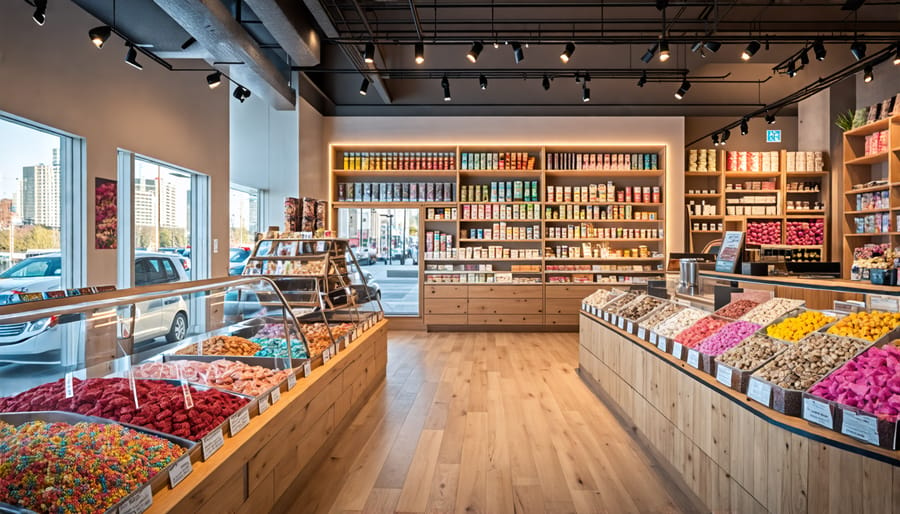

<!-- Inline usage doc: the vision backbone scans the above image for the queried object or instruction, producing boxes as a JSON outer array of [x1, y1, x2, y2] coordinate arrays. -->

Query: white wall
[[0, 1, 230, 284], [230, 89, 300, 228], [324, 116, 686, 252]]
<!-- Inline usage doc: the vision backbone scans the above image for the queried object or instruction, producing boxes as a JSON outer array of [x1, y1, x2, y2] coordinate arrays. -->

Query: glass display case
[[0, 276, 322, 513], [243, 237, 385, 358]]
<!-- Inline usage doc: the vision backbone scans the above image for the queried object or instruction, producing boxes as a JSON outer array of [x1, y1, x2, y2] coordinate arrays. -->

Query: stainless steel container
[[679, 258, 701, 289]]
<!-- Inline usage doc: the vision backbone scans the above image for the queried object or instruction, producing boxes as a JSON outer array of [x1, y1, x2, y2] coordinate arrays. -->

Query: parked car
[[0, 252, 190, 364], [349, 270, 381, 303], [229, 247, 252, 275], [352, 247, 374, 265]]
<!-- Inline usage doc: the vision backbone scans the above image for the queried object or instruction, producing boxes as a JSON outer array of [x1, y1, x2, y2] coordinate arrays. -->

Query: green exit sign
[[766, 129, 782, 143]]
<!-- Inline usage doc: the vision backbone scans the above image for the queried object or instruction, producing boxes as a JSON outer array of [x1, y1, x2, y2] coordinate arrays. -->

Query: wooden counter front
[[578, 313, 899, 514], [147, 319, 389, 514]]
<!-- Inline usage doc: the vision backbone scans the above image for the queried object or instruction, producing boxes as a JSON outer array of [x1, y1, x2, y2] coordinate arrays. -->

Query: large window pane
[[337, 208, 419, 316], [134, 158, 193, 258], [229, 185, 260, 276]]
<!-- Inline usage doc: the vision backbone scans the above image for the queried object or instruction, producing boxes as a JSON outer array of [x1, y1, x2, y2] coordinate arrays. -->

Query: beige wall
[[323, 116, 686, 252], [0, 1, 230, 285], [299, 98, 327, 201]]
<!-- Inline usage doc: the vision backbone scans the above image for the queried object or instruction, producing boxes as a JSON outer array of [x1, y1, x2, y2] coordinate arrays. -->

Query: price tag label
[[841, 410, 880, 445], [581, 303, 588, 312], [331, 344, 338, 356], [201, 428, 225, 460], [716, 365, 733, 387], [617, 317, 625, 329], [686, 349, 700, 368], [803, 398, 834, 429], [118, 486, 153, 514], [229, 408, 250, 436], [649, 332, 658, 346], [747, 378, 772, 407], [672, 342, 683, 360], [168, 456, 193, 488], [322, 347, 331, 364], [287, 373, 297, 390], [302, 362, 312, 377], [626, 321, 634, 333], [258, 394, 270, 414], [637, 327, 647, 340], [270, 387, 281, 404], [64, 372, 74, 398], [591, 306, 598, 316]]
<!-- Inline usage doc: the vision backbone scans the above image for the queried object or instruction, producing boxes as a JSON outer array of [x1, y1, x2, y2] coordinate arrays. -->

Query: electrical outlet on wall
[[213, 239, 219, 253]]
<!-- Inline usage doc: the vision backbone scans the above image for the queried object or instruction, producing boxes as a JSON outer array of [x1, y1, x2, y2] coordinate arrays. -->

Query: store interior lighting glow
[[560, 43, 575, 63], [89, 26, 111, 49], [658, 40, 670, 62], [363, 42, 375, 63], [863, 64, 873, 83], [466, 42, 483, 63], [813, 40, 827, 61], [741, 40, 761, 60], [673, 79, 690, 100], [415, 42, 424, 64], [206, 71, 222, 89]]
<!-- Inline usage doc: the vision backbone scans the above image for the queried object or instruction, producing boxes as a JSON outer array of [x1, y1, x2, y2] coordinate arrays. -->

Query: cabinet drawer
[[425, 314, 468, 325], [545, 284, 606, 299], [467, 285, 543, 299], [467, 314, 544, 325], [545, 314, 580, 326], [545, 297, 583, 316], [424, 285, 468, 298], [424, 298, 467, 315], [468, 297, 543, 315]]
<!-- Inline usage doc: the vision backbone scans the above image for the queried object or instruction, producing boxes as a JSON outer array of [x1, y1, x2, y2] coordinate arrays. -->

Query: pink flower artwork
[[95, 178, 118, 249]]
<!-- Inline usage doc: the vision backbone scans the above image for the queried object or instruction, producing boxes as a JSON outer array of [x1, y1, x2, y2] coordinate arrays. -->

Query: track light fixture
[[674, 79, 691, 100], [641, 43, 657, 63], [206, 71, 222, 89], [741, 40, 761, 61], [765, 112, 776, 124], [583, 72, 591, 83], [704, 41, 721, 53], [740, 118, 749, 136], [233, 86, 251, 103], [415, 42, 424, 64], [813, 40, 827, 61], [712, 133, 720, 146], [787, 60, 797, 78], [721, 129, 731, 145], [658, 40, 670, 62], [799, 48, 810, 66], [582, 87, 591, 103], [574, 71, 582, 84], [542, 74, 551, 91], [363, 42, 375, 63], [89, 26, 112, 49], [863, 64, 874, 83], [560, 43, 575, 63], [479, 74, 488, 90], [32, 0, 46, 25], [181, 37, 197, 50], [637, 71, 647, 88], [894, 44, 900, 65], [359, 77, 370, 95], [850, 41, 867, 61], [441, 75, 451, 101], [466, 41, 483, 63], [124, 44, 142, 70], [512, 42, 524, 63]]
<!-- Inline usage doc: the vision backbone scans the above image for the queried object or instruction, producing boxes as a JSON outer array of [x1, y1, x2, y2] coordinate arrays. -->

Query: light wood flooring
[[279, 331, 702, 514]]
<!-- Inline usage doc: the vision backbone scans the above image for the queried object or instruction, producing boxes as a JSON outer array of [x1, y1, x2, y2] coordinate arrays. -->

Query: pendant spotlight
[[32, 0, 47, 25], [466, 42, 483, 63], [233, 86, 251, 103], [359, 77, 370, 95], [813, 40, 827, 61], [850, 41, 867, 61], [674, 79, 691, 100], [89, 26, 112, 49], [894, 44, 900, 65], [799, 49, 810, 66], [721, 129, 731, 145], [863, 64, 874, 83], [124, 44, 142, 70], [582, 87, 591, 103], [765, 112, 777, 124], [787, 60, 797, 78], [712, 133, 720, 146], [512, 42, 525, 63], [637, 71, 647, 88], [441, 75, 451, 102], [740, 118, 749, 136], [542, 74, 551, 91], [206, 71, 222, 89], [363, 42, 375, 63], [741, 40, 761, 61], [415, 42, 425, 64], [658, 40, 670, 62], [560, 43, 576, 63], [479, 74, 488, 91], [641, 43, 657, 63], [574, 71, 582, 84], [704, 41, 721, 53]]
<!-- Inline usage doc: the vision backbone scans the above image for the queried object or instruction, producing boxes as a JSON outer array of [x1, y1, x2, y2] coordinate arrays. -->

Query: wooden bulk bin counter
[[147, 319, 388, 514], [578, 312, 899, 514]]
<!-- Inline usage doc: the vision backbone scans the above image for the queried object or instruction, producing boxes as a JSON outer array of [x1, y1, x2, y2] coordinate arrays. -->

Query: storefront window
[[337, 208, 419, 316], [134, 158, 193, 255], [229, 184, 261, 275]]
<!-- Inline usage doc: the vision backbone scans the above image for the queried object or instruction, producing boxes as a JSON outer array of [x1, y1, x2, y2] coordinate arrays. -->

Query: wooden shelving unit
[[684, 148, 830, 257], [330, 144, 667, 330], [841, 113, 900, 278]]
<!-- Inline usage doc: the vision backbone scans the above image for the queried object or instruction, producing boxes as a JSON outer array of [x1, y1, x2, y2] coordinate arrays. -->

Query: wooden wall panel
[[578, 315, 898, 514]]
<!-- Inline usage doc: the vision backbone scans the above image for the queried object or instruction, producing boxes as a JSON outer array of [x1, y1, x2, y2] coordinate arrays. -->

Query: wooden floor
[[279, 331, 702, 514]]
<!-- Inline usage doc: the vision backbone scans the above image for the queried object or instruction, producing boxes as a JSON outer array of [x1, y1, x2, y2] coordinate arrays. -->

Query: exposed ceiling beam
[[151, 0, 296, 110], [242, 0, 321, 66]]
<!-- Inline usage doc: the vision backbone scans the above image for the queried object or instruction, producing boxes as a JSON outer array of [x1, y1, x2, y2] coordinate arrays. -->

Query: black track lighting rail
[[326, 34, 900, 45], [685, 43, 898, 147]]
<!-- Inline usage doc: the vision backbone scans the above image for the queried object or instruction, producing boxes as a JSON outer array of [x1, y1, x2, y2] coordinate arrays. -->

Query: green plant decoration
[[834, 110, 855, 132]]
